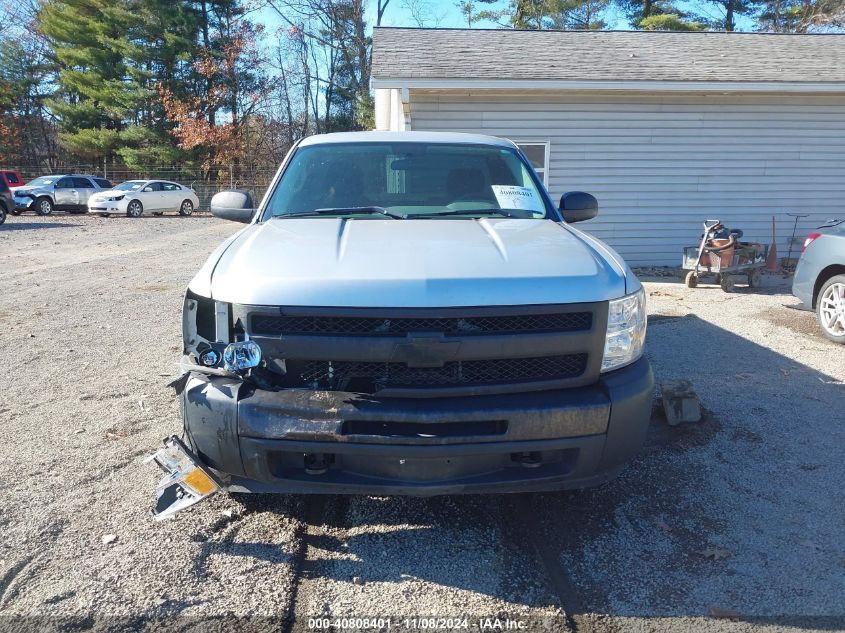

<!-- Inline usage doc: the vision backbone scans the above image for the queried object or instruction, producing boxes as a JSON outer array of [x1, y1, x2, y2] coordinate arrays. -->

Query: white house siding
[[406, 90, 845, 266]]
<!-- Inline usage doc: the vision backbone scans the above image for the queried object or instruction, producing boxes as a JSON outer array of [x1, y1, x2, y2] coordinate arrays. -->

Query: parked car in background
[[13, 174, 113, 215], [1, 170, 23, 194], [0, 175, 12, 225], [792, 218, 845, 344], [88, 180, 199, 218]]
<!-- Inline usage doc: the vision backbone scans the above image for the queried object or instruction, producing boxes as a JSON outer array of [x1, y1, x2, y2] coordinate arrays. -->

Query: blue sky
[[255, 0, 757, 46], [256, 0, 500, 34]]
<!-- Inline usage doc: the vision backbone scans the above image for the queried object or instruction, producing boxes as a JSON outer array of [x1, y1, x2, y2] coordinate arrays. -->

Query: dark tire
[[748, 270, 762, 288], [10, 208, 22, 216], [67, 208, 87, 215], [720, 275, 735, 293], [684, 271, 698, 288], [179, 199, 194, 216], [126, 199, 144, 218], [0, 205, 6, 225], [816, 274, 845, 344], [714, 273, 722, 284], [35, 197, 53, 216]]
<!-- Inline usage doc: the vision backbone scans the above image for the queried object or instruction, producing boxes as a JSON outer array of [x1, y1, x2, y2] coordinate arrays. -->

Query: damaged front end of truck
[[147, 132, 654, 519], [148, 290, 263, 520]]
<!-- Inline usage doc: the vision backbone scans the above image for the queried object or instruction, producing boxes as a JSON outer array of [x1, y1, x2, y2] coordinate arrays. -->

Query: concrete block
[[661, 379, 701, 426]]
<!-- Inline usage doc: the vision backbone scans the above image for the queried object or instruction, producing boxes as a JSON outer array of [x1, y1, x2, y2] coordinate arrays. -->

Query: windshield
[[263, 142, 553, 220], [115, 181, 146, 191], [26, 177, 57, 187]]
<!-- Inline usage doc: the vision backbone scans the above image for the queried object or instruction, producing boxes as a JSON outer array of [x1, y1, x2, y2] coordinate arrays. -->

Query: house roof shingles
[[371, 28, 845, 84]]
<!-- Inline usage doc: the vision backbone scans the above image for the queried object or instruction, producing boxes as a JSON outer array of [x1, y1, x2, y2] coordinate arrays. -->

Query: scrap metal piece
[[146, 435, 222, 521]]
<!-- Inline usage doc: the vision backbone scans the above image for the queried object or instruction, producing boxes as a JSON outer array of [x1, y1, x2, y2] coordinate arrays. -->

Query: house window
[[515, 142, 550, 187]]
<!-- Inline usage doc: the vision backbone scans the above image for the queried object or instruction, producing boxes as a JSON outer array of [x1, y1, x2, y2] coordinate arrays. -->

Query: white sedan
[[87, 180, 200, 217]]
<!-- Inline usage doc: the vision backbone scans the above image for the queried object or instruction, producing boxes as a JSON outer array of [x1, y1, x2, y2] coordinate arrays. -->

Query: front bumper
[[14, 197, 33, 210], [181, 356, 654, 495], [88, 199, 126, 213]]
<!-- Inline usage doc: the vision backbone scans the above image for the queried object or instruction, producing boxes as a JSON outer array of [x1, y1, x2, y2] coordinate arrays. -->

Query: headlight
[[223, 339, 262, 372], [601, 287, 646, 372], [109, 194, 124, 201]]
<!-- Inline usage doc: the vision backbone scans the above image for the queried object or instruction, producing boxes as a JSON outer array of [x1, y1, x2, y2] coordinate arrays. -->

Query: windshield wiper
[[273, 206, 405, 220], [410, 208, 525, 219]]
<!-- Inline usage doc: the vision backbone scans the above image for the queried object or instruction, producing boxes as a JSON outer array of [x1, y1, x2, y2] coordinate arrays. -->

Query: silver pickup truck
[[149, 131, 653, 518]]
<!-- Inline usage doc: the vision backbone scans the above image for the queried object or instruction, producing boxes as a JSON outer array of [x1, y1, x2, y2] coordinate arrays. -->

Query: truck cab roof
[[298, 130, 517, 149]]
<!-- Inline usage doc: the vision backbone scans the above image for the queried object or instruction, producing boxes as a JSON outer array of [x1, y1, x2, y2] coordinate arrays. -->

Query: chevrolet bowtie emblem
[[391, 334, 462, 368]]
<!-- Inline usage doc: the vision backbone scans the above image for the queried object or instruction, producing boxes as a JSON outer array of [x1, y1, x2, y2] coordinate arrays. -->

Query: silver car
[[792, 218, 845, 344], [87, 180, 199, 217], [12, 174, 113, 215]]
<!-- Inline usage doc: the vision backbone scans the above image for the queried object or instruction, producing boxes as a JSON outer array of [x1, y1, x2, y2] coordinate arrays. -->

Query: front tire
[[816, 274, 845, 344], [684, 271, 698, 288], [179, 199, 194, 216], [36, 197, 53, 216], [126, 200, 144, 218], [720, 275, 735, 293], [0, 205, 6, 225]]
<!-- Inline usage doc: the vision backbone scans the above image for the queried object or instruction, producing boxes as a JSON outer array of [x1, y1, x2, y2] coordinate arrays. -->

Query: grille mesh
[[250, 312, 592, 337], [295, 354, 588, 390]]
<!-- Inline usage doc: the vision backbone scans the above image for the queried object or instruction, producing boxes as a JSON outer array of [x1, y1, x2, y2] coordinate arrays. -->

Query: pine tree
[[511, 0, 609, 29], [39, 0, 146, 167], [757, 0, 844, 31], [615, 0, 704, 28], [116, 0, 204, 168]]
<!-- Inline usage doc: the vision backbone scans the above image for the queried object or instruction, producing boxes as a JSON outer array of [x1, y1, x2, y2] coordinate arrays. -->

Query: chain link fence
[[8, 165, 279, 210]]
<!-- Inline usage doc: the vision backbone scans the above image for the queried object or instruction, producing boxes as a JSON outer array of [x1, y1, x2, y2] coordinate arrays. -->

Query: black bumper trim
[[182, 357, 654, 495]]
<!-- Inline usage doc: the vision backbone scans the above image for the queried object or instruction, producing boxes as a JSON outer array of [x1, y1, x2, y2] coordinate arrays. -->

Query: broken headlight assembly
[[601, 287, 646, 372], [183, 290, 262, 375], [223, 337, 262, 372], [146, 436, 221, 520]]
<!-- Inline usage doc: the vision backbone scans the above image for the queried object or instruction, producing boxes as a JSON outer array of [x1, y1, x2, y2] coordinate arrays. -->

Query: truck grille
[[250, 312, 591, 337], [292, 354, 588, 391]]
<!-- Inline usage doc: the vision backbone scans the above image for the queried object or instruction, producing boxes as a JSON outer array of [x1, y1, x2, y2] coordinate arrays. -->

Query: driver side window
[[56, 178, 73, 189]]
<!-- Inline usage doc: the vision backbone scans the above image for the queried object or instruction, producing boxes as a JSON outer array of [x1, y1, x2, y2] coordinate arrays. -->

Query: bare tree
[[401, 0, 446, 25]]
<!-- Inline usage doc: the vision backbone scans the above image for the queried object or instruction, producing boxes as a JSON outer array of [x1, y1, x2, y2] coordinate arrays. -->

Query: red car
[[1, 170, 23, 190]]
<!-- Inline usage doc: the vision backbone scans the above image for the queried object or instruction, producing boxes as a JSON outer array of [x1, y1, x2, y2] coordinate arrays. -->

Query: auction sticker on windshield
[[491, 185, 545, 213]]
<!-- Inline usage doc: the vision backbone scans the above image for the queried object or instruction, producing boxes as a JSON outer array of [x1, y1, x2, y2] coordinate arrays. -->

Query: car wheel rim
[[182, 201, 192, 214], [820, 282, 845, 336], [129, 203, 140, 216], [40, 200, 51, 213]]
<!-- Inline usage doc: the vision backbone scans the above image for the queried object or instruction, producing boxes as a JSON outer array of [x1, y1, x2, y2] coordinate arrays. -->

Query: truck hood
[[197, 218, 628, 308]]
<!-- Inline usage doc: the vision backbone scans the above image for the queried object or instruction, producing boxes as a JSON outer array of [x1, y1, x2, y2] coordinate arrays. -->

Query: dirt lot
[[1, 214, 843, 632]]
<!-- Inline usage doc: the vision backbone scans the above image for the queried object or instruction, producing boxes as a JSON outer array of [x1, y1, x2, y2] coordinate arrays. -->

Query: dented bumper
[[177, 357, 653, 497]]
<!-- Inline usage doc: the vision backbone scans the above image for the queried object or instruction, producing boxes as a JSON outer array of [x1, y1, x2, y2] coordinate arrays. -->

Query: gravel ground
[[0, 214, 843, 632]]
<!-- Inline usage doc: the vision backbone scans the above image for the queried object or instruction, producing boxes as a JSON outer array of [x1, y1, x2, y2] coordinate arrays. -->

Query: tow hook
[[145, 436, 222, 521]]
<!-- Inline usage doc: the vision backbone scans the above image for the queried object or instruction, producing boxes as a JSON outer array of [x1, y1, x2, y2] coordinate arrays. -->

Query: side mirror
[[210, 189, 255, 223], [559, 191, 598, 223]]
